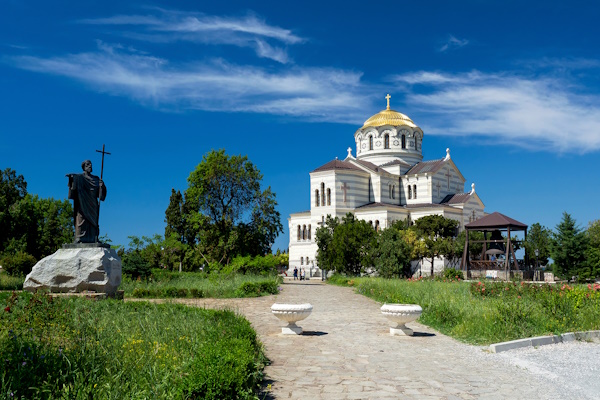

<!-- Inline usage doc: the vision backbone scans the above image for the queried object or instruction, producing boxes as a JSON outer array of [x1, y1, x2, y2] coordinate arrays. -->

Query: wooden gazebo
[[460, 212, 528, 279]]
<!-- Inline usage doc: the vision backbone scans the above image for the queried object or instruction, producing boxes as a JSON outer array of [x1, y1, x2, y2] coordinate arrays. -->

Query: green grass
[[0, 273, 24, 291], [122, 269, 282, 299], [329, 275, 600, 345], [0, 291, 267, 399]]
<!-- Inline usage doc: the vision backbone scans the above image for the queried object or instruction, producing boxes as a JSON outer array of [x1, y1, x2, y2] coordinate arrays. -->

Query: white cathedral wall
[[333, 171, 370, 210], [404, 175, 430, 205]]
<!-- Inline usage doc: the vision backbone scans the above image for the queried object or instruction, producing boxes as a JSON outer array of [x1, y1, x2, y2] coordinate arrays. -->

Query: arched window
[[321, 182, 325, 206], [401, 134, 406, 149], [413, 184, 417, 199], [369, 220, 373, 228], [327, 188, 331, 205], [369, 135, 373, 150], [415, 135, 420, 151], [301, 257, 304, 265], [388, 184, 392, 199], [315, 189, 320, 207], [308, 224, 311, 240], [306, 257, 310, 264], [375, 220, 380, 232], [297, 225, 301, 241], [408, 185, 412, 199], [302, 225, 307, 240], [384, 134, 390, 149], [392, 185, 396, 199]]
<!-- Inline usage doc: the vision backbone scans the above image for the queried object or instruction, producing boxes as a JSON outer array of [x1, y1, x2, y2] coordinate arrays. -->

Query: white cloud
[[439, 35, 469, 52], [80, 9, 303, 63], [7, 42, 369, 123], [392, 71, 600, 153]]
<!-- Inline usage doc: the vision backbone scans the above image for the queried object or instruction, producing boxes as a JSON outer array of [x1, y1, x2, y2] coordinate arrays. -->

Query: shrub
[[0, 252, 37, 276], [121, 250, 152, 279], [442, 268, 464, 281], [235, 281, 279, 297]]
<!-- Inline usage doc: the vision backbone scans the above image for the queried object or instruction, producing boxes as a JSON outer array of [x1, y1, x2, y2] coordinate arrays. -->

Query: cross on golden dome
[[385, 93, 391, 110]]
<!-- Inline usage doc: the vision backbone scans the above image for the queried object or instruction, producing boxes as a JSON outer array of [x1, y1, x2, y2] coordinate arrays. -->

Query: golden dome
[[360, 94, 418, 129]]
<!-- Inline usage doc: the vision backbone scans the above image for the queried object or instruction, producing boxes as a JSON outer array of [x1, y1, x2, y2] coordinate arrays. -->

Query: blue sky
[[2, 0, 600, 251]]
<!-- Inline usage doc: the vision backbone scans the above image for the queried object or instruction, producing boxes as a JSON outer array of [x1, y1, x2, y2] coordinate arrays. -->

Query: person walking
[[293, 267, 298, 280]]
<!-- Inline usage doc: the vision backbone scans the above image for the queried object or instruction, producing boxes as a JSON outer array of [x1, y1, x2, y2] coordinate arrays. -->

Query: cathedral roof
[[379, 159, 412, 168], [440, 193, 472, 204], [361, 109, 418, 130], [353, 159, 380, 172], [405, 158, 446, 175], [360, 94, 419, 130], [311, 159, 364, 173]]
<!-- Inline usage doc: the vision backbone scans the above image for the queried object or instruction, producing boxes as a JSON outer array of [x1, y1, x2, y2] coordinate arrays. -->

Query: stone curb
[[489, 330, 600, 353]]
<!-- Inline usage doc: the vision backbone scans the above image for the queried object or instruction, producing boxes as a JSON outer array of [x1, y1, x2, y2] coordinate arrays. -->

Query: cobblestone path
[[141, 279, 567, 399]]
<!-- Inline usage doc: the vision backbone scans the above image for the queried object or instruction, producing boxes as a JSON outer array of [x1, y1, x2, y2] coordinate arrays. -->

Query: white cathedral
[[288, 95, 485, 277]]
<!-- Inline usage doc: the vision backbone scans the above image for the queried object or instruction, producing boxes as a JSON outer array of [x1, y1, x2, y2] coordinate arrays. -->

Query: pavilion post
[[461, 229, 470, 276]]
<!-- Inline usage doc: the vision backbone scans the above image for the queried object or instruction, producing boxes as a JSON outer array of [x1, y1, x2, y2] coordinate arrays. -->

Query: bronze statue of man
[[66, 160, 107, 243]]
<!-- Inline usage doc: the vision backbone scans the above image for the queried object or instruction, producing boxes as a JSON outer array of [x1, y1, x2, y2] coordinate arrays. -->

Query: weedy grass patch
[[122, 269, 281, 299], [0, 291, 267, 399], [0, 274, 24, 291], [328, 275, 600, 345]]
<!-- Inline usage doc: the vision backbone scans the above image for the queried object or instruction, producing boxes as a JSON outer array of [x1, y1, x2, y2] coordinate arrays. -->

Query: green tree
[[315, 215, 339, 276], [329, 213, 376, 276], [524, 222, 552, 267], [413, 215, 459, 277], [583, 220, 600, 280], [550, 212, 587, 279], [184, 150, 283, 264], [0, 168, 28, 253], [164, 189, 186, 243], [375, 221, 412, 278]]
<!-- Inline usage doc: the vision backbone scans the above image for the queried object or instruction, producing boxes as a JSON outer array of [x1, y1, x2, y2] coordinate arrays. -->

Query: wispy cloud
[[79, 9, 304, 63], [7, 42, 369, 122], [439, 35, 469, 52], [392, 71, 600, 153]]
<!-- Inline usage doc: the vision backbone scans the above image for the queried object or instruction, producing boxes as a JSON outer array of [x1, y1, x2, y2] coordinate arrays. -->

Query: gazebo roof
[[465, 211, 527, 231]]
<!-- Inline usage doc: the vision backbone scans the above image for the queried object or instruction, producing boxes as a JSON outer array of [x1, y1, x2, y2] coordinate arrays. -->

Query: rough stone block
[[24, 246, 121, 295]]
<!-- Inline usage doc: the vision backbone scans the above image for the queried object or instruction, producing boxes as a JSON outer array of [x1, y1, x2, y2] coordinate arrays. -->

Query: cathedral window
[[297, 225, 301, 241], [327, 188, 331, 205], [392, 185, 396, 199], [301, 257, 304, 265], [375, 220, 380, 232], [369, 220, 373, 228], [413, 184, 417, 199], [401, 134, 406, 149], [388, 184, 392, 199], [308, 224, 311, 240], [369, 135, 373, 150], [408, 185, 412, 199], [302, 225, 307, 240], [321, 182, 325, 205], [384, 134, 390, 149], [315, 189, 320, 207]]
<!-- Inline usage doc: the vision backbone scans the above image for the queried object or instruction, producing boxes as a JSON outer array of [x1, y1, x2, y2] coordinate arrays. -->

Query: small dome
[[361, 108, 418, 129]]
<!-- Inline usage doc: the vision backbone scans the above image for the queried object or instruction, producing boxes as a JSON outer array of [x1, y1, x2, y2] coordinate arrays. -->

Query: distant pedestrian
[[301, 268, 306, 281], [293, 267, 298, 280]]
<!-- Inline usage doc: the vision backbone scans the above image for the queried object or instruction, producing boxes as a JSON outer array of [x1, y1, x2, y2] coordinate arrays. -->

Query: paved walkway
[[150, 279, 568, 399]]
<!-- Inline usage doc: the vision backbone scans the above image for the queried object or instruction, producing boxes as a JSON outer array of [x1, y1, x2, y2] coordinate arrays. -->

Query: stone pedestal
[[24, 243, 121, 295], [271, 303, 313, 335], [381, 304, 422, 337]]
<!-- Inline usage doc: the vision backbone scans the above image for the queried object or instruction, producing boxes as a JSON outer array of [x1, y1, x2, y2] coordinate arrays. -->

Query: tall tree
[[524, 222, 552, 267], [413, 214, 459, 277], [583, 220, 600, 280], [164, 188, 186, 243], [0, 168, 28, 252], [376, 221, 412, 278], [315, 215, 339, 275], [550, 212, 587, 279], [330, 213, 376, 276], [183, 150, 283, 263]]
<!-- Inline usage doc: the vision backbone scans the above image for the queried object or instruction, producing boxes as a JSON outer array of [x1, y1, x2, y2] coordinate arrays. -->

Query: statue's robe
[[68, 173, 107, 243]]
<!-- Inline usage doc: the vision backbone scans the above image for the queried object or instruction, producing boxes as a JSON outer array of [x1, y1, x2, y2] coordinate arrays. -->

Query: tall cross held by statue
[[385, 93, 391, 110], [95, 144, 111, 241], [341, 182, 350, 203]]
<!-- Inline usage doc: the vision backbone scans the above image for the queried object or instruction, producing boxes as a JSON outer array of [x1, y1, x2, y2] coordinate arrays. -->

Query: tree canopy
[[550, 212, 588, 279], [0, 168, 73, 275], [164, 150, 283, 265]]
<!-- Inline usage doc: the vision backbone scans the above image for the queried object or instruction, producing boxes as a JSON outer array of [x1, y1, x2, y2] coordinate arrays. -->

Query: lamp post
[[535, 248, 539, 272]]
